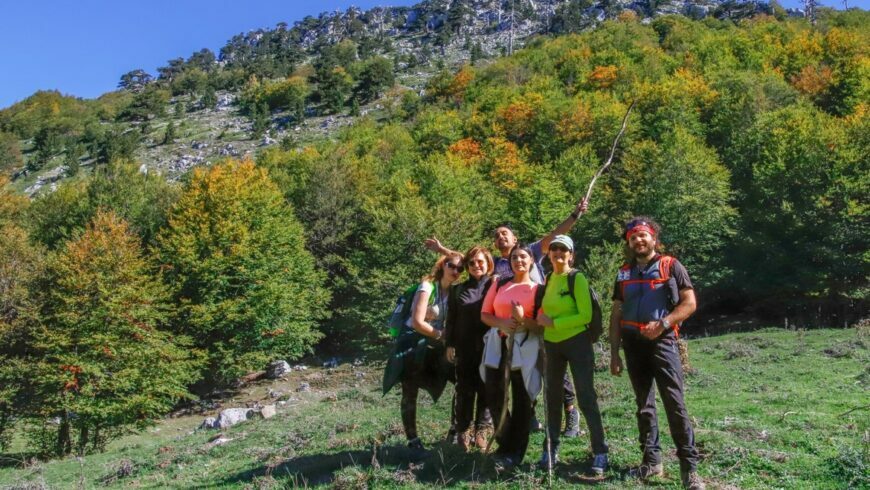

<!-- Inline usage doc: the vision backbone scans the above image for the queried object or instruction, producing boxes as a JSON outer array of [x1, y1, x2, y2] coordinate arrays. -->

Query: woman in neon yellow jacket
[[535, 234, 609, 474]]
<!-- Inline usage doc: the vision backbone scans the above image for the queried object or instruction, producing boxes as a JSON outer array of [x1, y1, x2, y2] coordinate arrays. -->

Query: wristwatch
[[660, 318, 672, 330]]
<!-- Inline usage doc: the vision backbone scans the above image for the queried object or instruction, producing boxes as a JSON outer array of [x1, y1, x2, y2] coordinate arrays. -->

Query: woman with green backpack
[[535, 234, 609, 474], [399, 253, 464, 452]]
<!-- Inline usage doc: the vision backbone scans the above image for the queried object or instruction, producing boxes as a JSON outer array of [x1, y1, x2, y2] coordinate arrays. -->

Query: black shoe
[[494, 453, 519, 471], [562, 406, 581, 438], [407, 437, 425, 451]]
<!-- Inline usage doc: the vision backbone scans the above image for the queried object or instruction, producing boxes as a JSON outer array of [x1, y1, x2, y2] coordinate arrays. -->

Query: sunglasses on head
[[625, 219, 651, 232], [446, 262, 464, 272]]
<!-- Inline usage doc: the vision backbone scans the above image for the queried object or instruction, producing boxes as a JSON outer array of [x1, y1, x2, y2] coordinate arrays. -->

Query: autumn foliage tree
[[157, 160, 329, 383], [31, 211, 200, 456]]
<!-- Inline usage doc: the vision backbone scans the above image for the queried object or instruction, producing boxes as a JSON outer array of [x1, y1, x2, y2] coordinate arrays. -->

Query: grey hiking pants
[[544, 330, 608, 454]]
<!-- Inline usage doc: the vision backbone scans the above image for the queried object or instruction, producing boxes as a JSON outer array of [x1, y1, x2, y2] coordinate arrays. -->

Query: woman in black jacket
[[445, 246, 494, 451]]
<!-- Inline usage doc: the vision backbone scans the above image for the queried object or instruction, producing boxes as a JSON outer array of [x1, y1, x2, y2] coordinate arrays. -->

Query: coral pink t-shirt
[[481, 280, 539, 320]]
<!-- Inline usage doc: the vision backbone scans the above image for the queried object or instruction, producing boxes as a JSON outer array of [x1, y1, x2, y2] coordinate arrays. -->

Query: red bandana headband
[[626, 224, 656, 240]]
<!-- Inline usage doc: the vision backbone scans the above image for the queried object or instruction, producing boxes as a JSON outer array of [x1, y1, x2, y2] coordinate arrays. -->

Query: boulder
[[200, 417, 218, 430], [266, 360, 292, 379], [297, 382, 311, 392], [260, 404, 277, 419], [217, 408, 255, 428]]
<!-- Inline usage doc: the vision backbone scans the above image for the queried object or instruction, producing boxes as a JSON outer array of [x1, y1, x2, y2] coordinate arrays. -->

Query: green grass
[[1, 328, 868, 488]]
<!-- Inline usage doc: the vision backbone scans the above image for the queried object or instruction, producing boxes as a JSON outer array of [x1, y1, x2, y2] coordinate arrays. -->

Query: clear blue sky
[[0, 0, 863, 110], [0, 0, 416, 109]]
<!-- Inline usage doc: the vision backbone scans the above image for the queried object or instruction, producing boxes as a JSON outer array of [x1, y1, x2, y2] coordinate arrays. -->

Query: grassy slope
[[1, 328, 867, 489]]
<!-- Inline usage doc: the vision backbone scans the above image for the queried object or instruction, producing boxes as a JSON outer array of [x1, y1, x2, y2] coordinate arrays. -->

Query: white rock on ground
[[260, 404, 277, 419], [266, 360, 292, 379], [216, 408, 255, 428]]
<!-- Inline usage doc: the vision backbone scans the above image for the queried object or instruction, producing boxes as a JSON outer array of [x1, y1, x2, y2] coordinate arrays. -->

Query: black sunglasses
[[549, 244, 571, 252], [446, 262, 464, 272]]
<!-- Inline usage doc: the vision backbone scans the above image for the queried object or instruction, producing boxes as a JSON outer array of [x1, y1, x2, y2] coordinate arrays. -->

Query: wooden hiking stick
[[581, 100, 637, 206], [485, 331, 515, 454]]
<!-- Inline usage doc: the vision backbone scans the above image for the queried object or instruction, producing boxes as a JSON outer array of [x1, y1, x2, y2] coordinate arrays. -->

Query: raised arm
[[539, 198, 588, 252], [424, 236, 460, 257]]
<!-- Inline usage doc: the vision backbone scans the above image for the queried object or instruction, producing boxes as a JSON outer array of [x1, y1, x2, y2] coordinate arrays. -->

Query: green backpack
[[386, 282, 438, 338]]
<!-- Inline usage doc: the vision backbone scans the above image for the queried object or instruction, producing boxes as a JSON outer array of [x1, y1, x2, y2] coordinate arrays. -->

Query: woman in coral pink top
[[480, 243, 542, 469]]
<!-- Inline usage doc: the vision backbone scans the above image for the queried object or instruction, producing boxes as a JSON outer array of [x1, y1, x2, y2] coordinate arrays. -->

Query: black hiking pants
[[544, 330, 608, 454], [485, 338, 532, 461], [454, 351, 492, 434], [622, 329, 699, 472], [400, 346, 454, 442]]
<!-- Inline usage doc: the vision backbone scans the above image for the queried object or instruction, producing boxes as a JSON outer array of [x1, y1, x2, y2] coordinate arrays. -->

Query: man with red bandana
[[609, 216, 705, 490]]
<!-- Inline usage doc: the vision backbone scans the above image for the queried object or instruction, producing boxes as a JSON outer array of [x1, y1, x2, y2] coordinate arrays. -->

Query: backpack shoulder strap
[[658, 255, 674, 281], [567, 268, 578, 299], [533, 273, 551, 318]]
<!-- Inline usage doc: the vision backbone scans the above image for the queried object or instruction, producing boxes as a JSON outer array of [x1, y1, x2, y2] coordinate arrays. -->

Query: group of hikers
[[383, 199, 704, 490]]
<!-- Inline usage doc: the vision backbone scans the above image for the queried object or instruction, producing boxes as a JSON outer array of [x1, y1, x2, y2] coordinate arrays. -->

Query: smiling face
[[510, 248, 533, 275], [548, 242, 573, 269], [494, 227, 517, 255], [628, 230, 657, 259], [442, 257, 464, 282], [466, 251, 488, 280]]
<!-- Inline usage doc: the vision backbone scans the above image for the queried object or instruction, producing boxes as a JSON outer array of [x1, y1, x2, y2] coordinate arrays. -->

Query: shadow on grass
[[216, 441, 636, 487]]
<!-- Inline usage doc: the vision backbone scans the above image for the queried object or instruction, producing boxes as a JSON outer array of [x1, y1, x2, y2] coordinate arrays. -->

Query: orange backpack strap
[[658, 255, 680, 337], [658, 255, 674, 281]]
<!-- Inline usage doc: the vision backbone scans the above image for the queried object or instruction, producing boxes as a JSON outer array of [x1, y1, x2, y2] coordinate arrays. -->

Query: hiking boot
[[493, 453, 519, 471], [474, 426, 491, 451], [590, 453, 608, 476], [681, 469, 706, 490], [407, 437, 425, 451], [562, 406, 581, 438], [537, 447, 560, 469], [630, 462, 664, 480]]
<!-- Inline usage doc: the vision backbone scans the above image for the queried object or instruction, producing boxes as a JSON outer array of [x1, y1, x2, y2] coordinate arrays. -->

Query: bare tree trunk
[[57, 412, 71, 456]]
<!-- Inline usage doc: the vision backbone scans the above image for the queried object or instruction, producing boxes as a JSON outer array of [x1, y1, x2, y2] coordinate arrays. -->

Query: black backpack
[[534, 269, 603, 343]]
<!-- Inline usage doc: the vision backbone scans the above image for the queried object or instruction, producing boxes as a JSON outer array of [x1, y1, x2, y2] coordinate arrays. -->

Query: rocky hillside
[[2, 0, 792, 195]]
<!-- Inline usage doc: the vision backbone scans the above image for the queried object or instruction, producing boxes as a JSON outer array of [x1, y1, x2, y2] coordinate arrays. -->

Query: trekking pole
[[486, 331, 515, 454], [581, 100, 637, 205], [540, 341, 553, 485]]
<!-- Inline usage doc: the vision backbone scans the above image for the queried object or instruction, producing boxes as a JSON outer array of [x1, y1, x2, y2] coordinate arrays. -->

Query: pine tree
[[163, 121, 176, 145]]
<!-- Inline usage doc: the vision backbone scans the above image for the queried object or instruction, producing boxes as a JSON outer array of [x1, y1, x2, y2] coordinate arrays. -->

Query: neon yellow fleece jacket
[[541, 270, 593, 343]]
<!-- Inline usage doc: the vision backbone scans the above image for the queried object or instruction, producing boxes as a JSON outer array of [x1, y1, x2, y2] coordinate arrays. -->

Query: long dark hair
[[509, 242, 535, 277]]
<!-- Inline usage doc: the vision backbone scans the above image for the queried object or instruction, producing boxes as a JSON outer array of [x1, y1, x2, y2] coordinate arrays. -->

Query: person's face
[[467, 252, 488, 280], [494, 227, 517, 252], [443, 257, 464, 281], [628, 231, 656, 257], [510, 249, 532, 274], [548, 243, 573, 267]]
